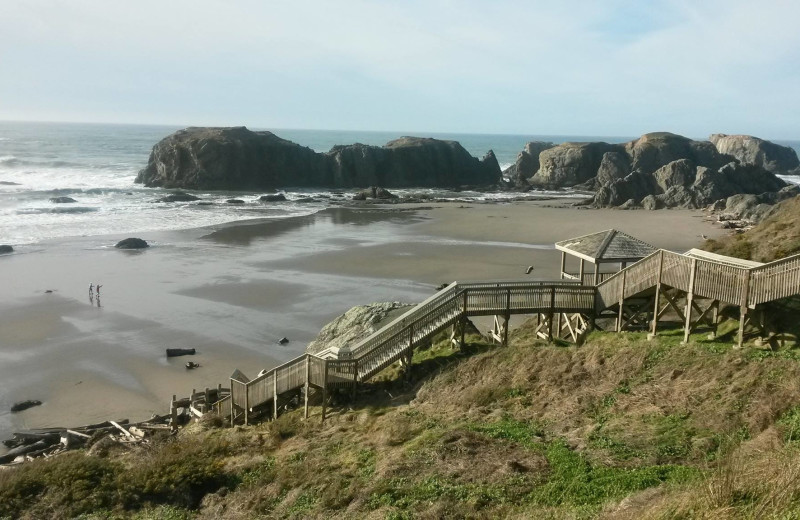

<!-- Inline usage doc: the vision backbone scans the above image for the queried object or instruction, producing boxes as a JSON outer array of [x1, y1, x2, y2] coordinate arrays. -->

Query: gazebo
[[555, 229, 656, 285]]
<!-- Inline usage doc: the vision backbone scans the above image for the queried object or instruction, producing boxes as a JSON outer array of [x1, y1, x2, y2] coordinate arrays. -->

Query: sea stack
[[135, 127, 501, 190]]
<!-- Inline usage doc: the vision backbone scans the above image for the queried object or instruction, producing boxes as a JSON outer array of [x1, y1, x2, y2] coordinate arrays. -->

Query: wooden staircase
[[211, 249, 800, 425]]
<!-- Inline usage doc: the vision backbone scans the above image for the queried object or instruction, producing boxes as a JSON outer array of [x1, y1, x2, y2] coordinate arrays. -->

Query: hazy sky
[[1, 0, 799, 138]]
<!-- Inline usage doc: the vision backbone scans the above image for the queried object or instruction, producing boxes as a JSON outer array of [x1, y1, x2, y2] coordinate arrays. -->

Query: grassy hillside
[[4, 324, 800, 519], [706, 195, 800, 262]]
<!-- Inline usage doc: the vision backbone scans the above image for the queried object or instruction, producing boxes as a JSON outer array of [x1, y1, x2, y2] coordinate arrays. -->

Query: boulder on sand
[[115, 238, 149, 249], [11, 400, 42, 412], [0, 244, 13, 254], [306, 302, 413, 355]]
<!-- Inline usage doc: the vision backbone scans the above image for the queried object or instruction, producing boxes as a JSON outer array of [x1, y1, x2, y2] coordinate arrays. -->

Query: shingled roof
[[555, 229, 656, 263]]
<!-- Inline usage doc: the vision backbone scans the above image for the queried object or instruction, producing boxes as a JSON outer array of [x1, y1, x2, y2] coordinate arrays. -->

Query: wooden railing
[[220, 250, 800, 425], [223, 280, 596, 423], [563, 272, 616, 285], [749, 253, 800, 305]]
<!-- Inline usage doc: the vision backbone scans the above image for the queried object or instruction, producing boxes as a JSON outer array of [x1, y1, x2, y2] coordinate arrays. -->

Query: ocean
[[1, 121, 798, 246]]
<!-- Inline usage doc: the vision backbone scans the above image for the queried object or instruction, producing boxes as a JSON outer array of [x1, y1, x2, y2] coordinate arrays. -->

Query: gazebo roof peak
[[555, 229, 656, 263]]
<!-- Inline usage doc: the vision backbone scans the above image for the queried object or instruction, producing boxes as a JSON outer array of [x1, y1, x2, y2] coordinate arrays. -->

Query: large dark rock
[[710, 134, 800, 174], [591, 158, 788, 211], [719, 185, 800, 221], [11, 400, 42, 412], [136, 127, 501, 190], [352, 187, 397, 200], [259, 194, 287, 202], [624, 132, 733, 175], [502, 141, 555, 186], [157, 192, 200, 202], [0, 245, 13, 254], [531, 142, 621, 187], [49, 196, 77, 203], [115, 237, 149, 249]]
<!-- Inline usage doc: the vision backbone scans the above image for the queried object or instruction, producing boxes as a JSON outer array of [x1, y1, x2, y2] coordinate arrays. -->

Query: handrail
[[225, 248, 800, 424]]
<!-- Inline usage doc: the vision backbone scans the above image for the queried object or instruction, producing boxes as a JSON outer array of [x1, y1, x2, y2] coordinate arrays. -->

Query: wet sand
[[0, 200, 725, 442]]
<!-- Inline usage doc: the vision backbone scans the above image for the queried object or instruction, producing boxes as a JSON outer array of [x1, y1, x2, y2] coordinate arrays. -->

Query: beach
[[0, 199, 726, 442]]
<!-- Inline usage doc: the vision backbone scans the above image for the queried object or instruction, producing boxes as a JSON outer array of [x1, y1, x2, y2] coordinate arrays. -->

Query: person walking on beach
[[89, 283, 94, 296], [96, 284, 102, 297]]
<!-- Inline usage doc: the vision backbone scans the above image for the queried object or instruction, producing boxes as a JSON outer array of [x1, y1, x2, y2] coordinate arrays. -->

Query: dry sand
[[0, 199, 726, 443]]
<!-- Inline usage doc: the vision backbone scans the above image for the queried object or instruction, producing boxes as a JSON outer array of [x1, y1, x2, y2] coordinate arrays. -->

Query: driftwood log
[[166, 348, 196, 357]]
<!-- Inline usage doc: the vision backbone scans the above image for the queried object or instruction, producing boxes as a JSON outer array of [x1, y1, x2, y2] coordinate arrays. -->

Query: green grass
[[467, 417, 546, 449], [527, 441, 699, 509]]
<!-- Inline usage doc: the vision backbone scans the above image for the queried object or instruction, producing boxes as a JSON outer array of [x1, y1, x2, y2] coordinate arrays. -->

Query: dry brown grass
[[706, 195, 800, 262]]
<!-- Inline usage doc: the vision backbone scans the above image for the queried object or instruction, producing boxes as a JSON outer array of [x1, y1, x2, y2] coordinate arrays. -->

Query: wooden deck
[[210, 249, 800, 425]]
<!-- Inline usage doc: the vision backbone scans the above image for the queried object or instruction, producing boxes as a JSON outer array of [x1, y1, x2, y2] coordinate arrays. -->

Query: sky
[[1, 0, 799, 139]]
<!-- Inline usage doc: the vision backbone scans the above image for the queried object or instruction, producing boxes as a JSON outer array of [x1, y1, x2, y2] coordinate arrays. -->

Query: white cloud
[[0, 0, 798, 137]]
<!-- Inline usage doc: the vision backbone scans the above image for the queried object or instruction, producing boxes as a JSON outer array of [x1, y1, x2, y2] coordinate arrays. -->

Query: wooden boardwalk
[[210, 249, 800, 425]]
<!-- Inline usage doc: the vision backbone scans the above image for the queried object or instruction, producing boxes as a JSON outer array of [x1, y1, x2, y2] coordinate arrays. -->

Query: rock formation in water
[[592, 160, 789, 210], [502, 141, 555, 187], [0, 244, 13, 254], [135, 127, 501, 190], [505, 131, 793, 213], [710, 134, 800, 174], [532, 142, 622, 187]]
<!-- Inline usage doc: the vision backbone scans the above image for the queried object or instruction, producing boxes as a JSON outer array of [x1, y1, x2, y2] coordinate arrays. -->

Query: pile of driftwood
[[0, 415, 172, 467]]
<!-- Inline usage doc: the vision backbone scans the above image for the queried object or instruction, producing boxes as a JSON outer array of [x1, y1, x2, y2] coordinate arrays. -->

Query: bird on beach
[[525, 265, 534, 274], [701, 234, 709, 240]]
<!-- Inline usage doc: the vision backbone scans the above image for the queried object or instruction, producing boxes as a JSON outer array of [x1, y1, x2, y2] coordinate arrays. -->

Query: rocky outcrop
[[591, 158, 788, 211], [531, 142, 621, 187], [115, 238, 149, 249], [352, 187, 397, 200], [306, 302, 413, 355], [157, 192, 200, 202], [0, 245, 13, 254], [710, 134, 800, 174], [135, 127, 501, 190], [624, 132, 733, 175], [716, 185, 800, 222], [50, 196, 77, 203], [259, 194, 286, 202], [502, 141, 555, 187]]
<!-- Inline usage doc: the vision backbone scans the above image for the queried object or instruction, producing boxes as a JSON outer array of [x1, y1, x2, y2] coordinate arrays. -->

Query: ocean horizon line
[[3, 118, 798, 144]]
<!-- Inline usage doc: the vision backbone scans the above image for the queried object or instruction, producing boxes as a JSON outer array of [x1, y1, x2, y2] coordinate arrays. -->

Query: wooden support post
[[230, 383, 235, 426], [170, 395, 177, 433], [504, 289, 511, 346], [304, 356, 310, 420], [548, 287, 555, 341], [273, 371, 278, 421], [351, 359, 358, 401], [683, 258, 698, 343], [321, 360, 329, 423], [617, 270, 627, 332], [738, 270, 752, 348], [560, 251, 566, 280], [579, 258, 585, 284], [650, 251, 664, 340], [244, 383, 249, 426], [460, 315, 466, 348], [710, 301, 719, 338], [593, 262, 599, 286], [204, 387, 210, 413]]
